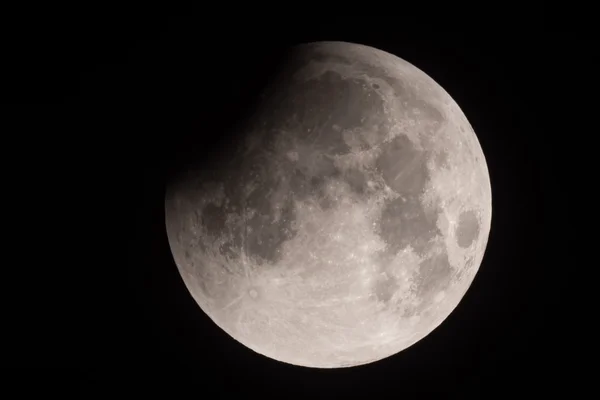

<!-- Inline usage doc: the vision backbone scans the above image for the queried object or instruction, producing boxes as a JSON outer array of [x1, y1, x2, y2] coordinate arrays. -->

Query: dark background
[[2, 6, 562, 397]]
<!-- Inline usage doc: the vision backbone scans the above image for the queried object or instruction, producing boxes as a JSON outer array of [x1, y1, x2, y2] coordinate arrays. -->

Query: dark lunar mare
[[372, 109, 453, 312], [455, 210, 480, 248], [170, 44, 456, 314], [181, 60, 395, 266]]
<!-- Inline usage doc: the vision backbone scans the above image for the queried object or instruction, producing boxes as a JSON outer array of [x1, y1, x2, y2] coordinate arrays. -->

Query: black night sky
[[3, 7, 565, 397]]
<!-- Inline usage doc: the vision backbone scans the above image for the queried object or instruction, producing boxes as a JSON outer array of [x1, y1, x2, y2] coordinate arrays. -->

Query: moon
[[165, 41, 492, 368]]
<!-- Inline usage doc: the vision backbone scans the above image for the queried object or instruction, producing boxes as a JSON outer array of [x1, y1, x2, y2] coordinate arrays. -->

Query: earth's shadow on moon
[[163, 46, 301, 189]]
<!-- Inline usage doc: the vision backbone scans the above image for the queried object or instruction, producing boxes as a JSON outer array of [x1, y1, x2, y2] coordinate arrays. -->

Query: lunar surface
[[165, 41, 492, 368]]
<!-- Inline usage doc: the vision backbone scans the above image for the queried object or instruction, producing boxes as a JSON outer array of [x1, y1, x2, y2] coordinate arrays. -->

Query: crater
[[248, 288, 259, 299], [455, 209, 480, 248], [378, 196, 441, 255]]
